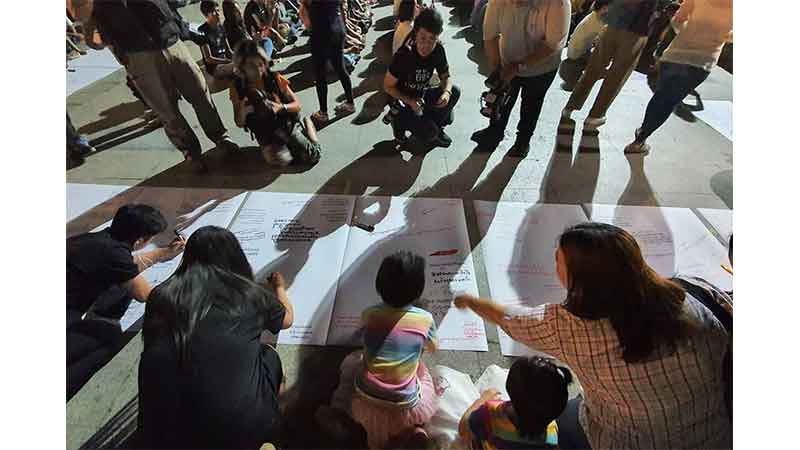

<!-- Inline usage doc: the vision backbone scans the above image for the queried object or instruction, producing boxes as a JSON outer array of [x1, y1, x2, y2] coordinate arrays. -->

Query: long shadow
[[90, 121, 163, 154], [336, 31, 393, 124], [78, 101, 148, 135]]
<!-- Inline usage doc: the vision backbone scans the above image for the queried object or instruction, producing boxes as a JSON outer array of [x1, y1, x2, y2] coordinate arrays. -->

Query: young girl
[[231, 39, 321, 166], [459, 356, 572, 450], [334, 251, 439, 448]]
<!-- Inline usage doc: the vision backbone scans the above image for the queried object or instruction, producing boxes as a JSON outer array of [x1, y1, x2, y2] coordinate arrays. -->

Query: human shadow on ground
[[78, 101, 148, 135]]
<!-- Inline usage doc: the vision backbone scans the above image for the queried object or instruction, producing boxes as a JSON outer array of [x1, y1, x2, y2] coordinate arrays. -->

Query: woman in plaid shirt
[[456, 222, 731, 449]]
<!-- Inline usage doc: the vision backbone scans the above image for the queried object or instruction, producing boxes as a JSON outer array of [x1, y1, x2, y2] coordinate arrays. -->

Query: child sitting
[[334, 251, 439, 449], [230, 40, 321, 166], [199, 1, 236, 91], [459, 356, 573, 449]]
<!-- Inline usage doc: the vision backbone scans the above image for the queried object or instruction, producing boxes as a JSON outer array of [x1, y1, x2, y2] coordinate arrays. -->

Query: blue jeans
[[638, 62, 710, 141], [260, 38, 275, 58]]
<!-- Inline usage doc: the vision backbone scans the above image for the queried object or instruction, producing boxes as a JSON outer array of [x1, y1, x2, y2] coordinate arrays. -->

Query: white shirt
[[567, 10, 606, 60], [483, 0, 571, 77], [660, 0, 733, 71]]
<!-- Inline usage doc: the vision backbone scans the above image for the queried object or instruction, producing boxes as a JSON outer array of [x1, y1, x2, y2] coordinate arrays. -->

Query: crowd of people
[[67, 1, 734, 449]]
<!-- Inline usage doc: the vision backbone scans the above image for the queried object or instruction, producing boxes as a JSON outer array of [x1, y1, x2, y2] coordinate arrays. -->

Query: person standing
[[471, 0, 571, 157], [624, 0, 733, 154], [305, 0, 356, 125], [561, 0, 657, 132], [67, 204, 184, 400], [559, 0, 610, 91], [75, 0, 239, 172]]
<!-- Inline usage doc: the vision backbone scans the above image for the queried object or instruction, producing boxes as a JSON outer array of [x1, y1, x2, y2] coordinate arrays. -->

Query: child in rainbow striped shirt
[[333, 251, 439, 448]]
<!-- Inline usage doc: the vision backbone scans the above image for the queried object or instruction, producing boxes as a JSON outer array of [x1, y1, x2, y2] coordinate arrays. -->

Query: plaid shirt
[[499, 294, 732, 449]]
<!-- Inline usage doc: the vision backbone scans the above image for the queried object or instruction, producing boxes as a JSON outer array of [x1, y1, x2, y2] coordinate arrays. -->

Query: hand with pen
[[157, 229, 187, 262]]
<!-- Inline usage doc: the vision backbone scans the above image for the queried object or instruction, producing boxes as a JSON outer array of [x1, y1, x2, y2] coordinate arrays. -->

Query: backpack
[[234, 72, 299, 145]]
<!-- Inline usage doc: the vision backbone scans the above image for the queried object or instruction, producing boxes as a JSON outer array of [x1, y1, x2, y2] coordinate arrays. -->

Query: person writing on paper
[[67, 204, 184, 400], [138, 226, 293, 449], [332, 251, 439, 448], [455, 223, 732, 449], [459, 356, 572, 449]]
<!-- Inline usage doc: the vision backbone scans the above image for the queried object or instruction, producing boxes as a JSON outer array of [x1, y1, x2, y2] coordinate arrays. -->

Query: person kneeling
[[384, 7, 460, 148], [231, 40, 321, 166]]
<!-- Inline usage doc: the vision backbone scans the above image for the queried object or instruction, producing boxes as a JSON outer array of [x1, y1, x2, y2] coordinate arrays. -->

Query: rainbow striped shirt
[[469, 400, 559, 450], [355, 304, 437, 407]]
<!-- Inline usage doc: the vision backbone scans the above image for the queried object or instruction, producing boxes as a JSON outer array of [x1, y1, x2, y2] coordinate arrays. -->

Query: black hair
[[200, 0, 220, 16], [506, 356, 573, 439], [398, 0, 416, 22], [143, 226, 275, 367], [414, 7, 443, 36], [375, 251, 426, 308], [222, 0, 245, 29], [728, 234, 733, 267], [593, 0, 611, 11], [108, 204, 167, 245]]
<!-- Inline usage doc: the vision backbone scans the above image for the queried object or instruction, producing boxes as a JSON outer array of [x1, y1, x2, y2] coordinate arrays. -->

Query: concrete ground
[[66, 2, 732, 449]]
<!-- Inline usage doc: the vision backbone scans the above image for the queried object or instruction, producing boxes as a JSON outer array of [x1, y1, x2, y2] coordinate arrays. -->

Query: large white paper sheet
[[696, 208, 733, 244], [66, 183, 128, 223], [475, 201, 588, 356], [328, 196, 488, 351], [228, 192, 356, 345], [587, 204, 732, 291], [695, 100, 733, 141]]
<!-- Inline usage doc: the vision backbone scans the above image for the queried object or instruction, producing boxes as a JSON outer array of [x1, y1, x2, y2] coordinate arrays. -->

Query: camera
[[480, 69, 509, 122]]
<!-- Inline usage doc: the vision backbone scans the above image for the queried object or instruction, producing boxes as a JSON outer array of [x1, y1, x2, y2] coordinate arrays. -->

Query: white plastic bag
[[428, 365, 480, 449]]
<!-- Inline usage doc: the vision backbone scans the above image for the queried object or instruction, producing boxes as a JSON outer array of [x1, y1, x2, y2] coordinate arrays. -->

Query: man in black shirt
[[67, 204, 184, 400], [384, 7, 459, 148], [75, 0, 239, 172]]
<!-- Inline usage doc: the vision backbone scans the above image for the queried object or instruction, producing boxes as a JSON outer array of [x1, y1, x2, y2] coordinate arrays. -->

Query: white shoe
[[263, 146, 293, 166], [583, 116, 607, 131]]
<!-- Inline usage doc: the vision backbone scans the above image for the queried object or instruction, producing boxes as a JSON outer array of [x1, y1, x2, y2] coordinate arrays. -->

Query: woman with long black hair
[[304, 0, 356, 125], [138, 225, 293, 449], [456, 222, 732, 450], [223, 0, 251, 51]]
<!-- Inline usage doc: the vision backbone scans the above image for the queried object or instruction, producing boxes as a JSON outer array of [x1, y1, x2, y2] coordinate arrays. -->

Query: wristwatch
[[281, 103, 287, 113]]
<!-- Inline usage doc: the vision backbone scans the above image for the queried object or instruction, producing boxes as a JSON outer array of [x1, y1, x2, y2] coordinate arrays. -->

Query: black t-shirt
[[224, 19, 250, 50], [66, 229, 140, 328], [388, 41, 449, 99], [198, 22, 230, 74], [138, 287, 286, 449], [93, 0, 181, 54], [244, 0, 275, 38]]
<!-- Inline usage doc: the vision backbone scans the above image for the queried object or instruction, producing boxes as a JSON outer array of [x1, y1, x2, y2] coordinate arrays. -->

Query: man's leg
[[635, 63, 710, 143], [587, 29, 647, 120], [423, 85, 461, 128], [510, 70, 558, 157], [472, 78, 522, 147], [166, 41, 234, 150], [312, 45, 330, 115], [125, 49, 203, 159], [564, 26, 618, 114]]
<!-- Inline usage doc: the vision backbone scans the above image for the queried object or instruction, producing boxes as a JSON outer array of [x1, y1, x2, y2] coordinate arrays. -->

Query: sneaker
[[263, 146, 293, 166], [624, 141, 651, 155], [583, 116, 607, 131], [334, 102, 356, 115], [507, 138, 530, 158], [471, 126, 503, 146], [216, 137, 240, 153], [311, 110, 329, 124], [432, 129, 453, 148]]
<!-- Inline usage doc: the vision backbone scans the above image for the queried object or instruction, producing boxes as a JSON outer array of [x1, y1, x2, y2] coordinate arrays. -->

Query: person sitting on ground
[[559, 0, 610, 91], [384, 7, 460, 148], [223, 0, 251, 50], [459, 356, 572, 449], [230, 39, 321, 167], [455, 222, 732, 449], [199, 1, 236, 90], [67, 204, 184, 400], [138, 226, 294, 449], [332, 251, 439, 448], [624, 0, 733, 154], [470, 0, 570, 157], [245, 0, 279, 57], [393, 0, 419, 54]]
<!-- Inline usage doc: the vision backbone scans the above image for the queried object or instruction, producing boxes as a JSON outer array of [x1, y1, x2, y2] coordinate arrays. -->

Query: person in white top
[[559, 0, 610, 91], [625, 0, 733, 154]]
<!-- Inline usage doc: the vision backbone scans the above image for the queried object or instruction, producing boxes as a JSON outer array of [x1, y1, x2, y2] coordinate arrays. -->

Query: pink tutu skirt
[[332, 352, 439, 449]]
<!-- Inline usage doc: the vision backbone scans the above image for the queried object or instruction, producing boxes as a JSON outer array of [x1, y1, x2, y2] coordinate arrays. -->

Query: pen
[[721, 264, 733, 275], [174, 229, 185, 240]]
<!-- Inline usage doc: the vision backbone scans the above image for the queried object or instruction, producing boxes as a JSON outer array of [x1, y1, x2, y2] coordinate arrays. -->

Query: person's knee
[[448, 85, 462, 106]]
